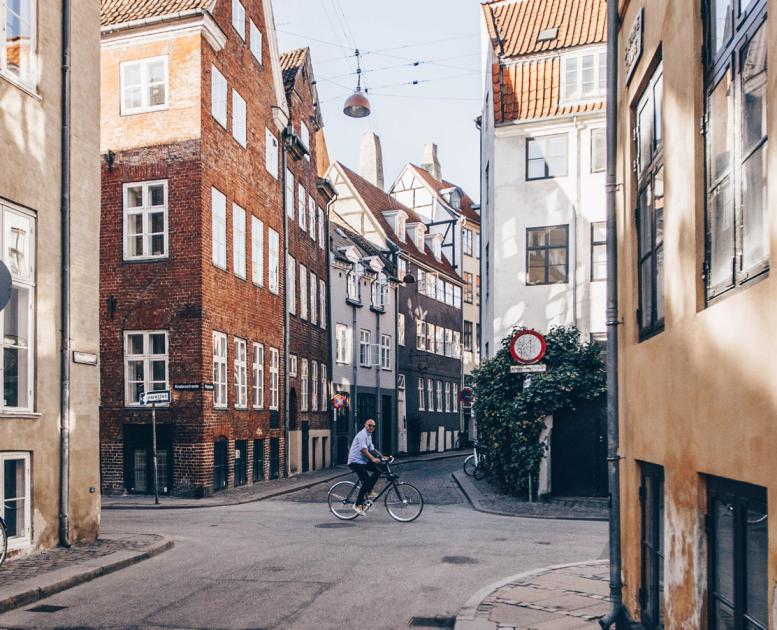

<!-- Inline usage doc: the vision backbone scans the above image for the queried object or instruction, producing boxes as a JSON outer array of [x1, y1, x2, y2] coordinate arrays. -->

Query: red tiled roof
[[409, 165, 480, 224], [279, 47, 308, 95], [337, 163, 461, 281], [101, 0, 214, 27]]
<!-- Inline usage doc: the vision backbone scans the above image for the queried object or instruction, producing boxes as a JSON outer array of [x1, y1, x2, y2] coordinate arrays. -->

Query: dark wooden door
[[269, 438, 280, 479], [301, 422, 310, 473], [213, 437, 228, 491]]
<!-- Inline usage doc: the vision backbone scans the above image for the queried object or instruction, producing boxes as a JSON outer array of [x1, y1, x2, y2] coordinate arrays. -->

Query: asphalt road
[[0, 457, 608, 630]]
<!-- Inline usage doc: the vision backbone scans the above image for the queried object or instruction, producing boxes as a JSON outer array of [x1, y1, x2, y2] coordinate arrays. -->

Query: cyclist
[[347, 418, 386, 515]]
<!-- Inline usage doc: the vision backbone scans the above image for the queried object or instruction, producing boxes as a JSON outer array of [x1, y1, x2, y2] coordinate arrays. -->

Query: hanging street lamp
[[343, 49, 371, 118]]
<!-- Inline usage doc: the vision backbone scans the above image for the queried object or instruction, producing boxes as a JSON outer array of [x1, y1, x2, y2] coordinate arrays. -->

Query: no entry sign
[[509, 330, 547, 365]]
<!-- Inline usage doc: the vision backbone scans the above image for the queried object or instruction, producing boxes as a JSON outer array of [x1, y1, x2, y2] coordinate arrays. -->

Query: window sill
[[0, 411, 42, 420], [370, 306, 386, 314], [706, 267, 769, 307], [346, 298, 363, 308], [123, 256, 169, 264], [0, 71, 41, 100], [121, 104, 170, 117]]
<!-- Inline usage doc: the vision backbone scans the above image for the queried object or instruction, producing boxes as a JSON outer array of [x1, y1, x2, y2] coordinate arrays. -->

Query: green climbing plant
[[471, 326, 606, 496]]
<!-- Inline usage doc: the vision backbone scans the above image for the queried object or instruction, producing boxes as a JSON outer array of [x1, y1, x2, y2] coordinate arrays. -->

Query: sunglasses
[[366, 424, 376, 429]]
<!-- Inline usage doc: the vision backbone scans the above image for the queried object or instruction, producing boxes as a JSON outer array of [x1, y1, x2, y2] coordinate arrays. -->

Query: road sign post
[[139, 390, 171, 505]]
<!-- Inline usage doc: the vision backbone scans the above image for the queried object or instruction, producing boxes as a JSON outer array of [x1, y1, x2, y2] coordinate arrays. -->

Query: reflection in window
[[526, 225, 569, 285]]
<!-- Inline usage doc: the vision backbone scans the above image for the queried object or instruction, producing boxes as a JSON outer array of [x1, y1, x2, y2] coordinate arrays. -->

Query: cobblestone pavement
[[0, 533, 164, 583]]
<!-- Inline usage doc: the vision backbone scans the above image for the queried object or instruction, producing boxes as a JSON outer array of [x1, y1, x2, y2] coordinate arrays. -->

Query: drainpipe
[[325, 205, 334, 467], [281, 129, 290, 478], [59, 0, 72, 549], [375, 293, 381, 440], [351, 296, 358, 435], [599, 0, 623, 627]]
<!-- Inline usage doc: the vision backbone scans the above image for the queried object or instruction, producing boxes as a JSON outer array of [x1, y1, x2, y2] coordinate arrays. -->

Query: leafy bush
[[471, 326, 606, 496]]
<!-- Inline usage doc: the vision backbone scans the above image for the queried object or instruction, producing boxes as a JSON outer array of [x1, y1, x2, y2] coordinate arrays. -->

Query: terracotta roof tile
[[279, 47, 308, 95], [101, 0, 213, 27]]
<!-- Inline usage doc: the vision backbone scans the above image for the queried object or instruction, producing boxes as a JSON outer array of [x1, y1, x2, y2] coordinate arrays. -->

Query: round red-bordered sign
[[332, 394, 348, 410], [509, 330, 547, 365]]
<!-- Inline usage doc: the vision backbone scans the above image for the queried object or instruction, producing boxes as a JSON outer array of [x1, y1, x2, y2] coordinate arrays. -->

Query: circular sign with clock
[[509, 329, 547, 365]]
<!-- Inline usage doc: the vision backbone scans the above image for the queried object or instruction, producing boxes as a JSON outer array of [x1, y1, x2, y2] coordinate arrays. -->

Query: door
[[301, 422, 310, 473], [234, 440, 247, 486], [269, 438, 280, 479], [381, 395, 393, 454], [289, 389, 298, 430], [124, 424, 173, 495], [213, 437, 228, 491], [335, 393, 350, 464]]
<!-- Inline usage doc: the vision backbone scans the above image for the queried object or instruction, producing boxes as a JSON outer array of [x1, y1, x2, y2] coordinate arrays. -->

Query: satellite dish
[[0, 261, 12, 312]]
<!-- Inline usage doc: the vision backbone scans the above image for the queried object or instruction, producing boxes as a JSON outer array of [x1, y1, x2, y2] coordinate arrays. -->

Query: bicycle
[[463, 441, 487, 480], [454, 431, 471, 450], [327, 456, 424, 522], [0, 514, 7, 567]]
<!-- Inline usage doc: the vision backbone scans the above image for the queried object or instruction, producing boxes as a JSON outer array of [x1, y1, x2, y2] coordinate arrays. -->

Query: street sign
[[509, 330, 547, 365], [202, 383, 215, 391], [510, 364, 547, 374], [173, 383, 202, 391], [459, 386, 474, 404], [139, 390, 171, 405], [332, 393, 348, 410]]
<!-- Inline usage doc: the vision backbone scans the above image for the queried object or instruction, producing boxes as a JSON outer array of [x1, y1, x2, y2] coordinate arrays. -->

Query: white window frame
[[249, 19, 262, 63], [232, 89, 247, 147], [231, 0, 246, 39], [211, 65, 228, 128], [0, 0, 37, 90], [299, 264, 308, 320], [398, 313, 405, 346], [234, 337, 248, 408], [445, 328, 454, 358], [211, 187, 227, 269], [232, 203, 246, 279], [285, 169, 295, 218], [265, 129, 279, 178], [417, 377, 425, 411], [453, 286, 462, 309], [252, 343, 264, 409], [298, 184, 307, 231], [427, 379, 434, 411], [427, 323, 436, 353], [318, 208, 325, 248], [321, 364, 328, 410], [213, 331, 228, 408], [452, 383, 459, 412], [288, 354, 298, 377], [301, 122, 310, 158], [308, 196, 316, 241], [453, 331, 462, 359], [268, 228, 279, 294], [311, 361, 319, 411], [124, 330, 169, 407], [335, 324, 351, 364], [444, 382, 451, 412], [269, 348, 279, 410], [359, 329, 371, 367], [381, 334, 391, 370], [561, 47, 607, 103], [416, 320, 426, 351], [310, 270, 317, 325], [287, 255, 296, 314], [300, 358, 309, 412], [251, 216, 264, 286], [123, 180, 168, 261], [0, 452, 31, 550], [436, 380, 443, 412], [319, 279, 327, 330], [120, 56, 168, 115]]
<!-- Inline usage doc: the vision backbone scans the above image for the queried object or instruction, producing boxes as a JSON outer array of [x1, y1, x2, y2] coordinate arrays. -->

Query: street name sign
[[510, 364, 547, 374], [173, 383, 202, 391], [139, 390, 171, 405]]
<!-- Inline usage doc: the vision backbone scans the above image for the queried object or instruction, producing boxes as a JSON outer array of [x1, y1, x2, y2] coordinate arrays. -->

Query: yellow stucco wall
[[617, 0, 777, 626]]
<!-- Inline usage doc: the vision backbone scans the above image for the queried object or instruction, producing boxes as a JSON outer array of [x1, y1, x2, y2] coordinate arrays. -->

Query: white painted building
[[479, 0, 608, 358]]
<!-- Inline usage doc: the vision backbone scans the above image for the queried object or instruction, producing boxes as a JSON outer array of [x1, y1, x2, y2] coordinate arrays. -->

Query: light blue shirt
[[347, 428, 374, 465]]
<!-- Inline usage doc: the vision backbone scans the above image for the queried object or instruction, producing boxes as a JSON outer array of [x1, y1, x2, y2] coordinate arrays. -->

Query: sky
[[273, 0, 483, 201]]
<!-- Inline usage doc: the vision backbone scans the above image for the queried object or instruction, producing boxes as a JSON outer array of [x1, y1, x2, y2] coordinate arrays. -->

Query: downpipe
[[599, 0, 623, 626]]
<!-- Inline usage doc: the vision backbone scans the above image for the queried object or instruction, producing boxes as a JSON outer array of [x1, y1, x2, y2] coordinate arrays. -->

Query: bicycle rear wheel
[[463, 455, 476, 477], [328, 481, 361, 520], [473, 461, 487, 480], [0, 518, 7, 567], [384, 483, 424, 522]]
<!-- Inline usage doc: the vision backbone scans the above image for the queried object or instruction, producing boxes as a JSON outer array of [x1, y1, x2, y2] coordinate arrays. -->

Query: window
[[211, 188, 227, 269], [463, 321, 473, 352], [265, 129, 278, 178], [444, 382, 451, 412], [427, 323, 435, 353], [231, 0, 245, 38], [591, 221, 607, 281], [445, 328, 453, 357], [464, 272, 474, 303], [436, 380, 443, 412], [318, 208, 325, 247], [287, 255, 296, 314], [0, 205, 34, 411], [526, 134, 568, 180], [285, 169, 295, 218], [452, 384, 458, 412], [299, 264, 308, 320], [591, 128, 606, 173], [445, 282, 454, 306], [269, 348, 279, 410], [211, 65, 227, 128], [635, 65, 664, 338], [417, 378, 425, 411], [359, 330, 371, 366], [705, 4, 768, 299], [300, 359, 308, 411], [0, 453, 30, 547], [234, 338, 247, 408], [335, 324, 351, 364], [120, 56, 167, 115], [527, 225, 569, 285], [308, 197, 316, 240], [398, 313, 405, 346], [435, 277, 444, 302], [475, 233, 481, 259], [707, 476, 767, 630], [416, 320, 426, 351], [124, 331, 168, 406], [232, 90, 247, 147], [347, 263, 361, 302], [562, 49, 607, 101], [425, 272, 435, 298], [438, 326, 446, 356], [268, 228, 279, 294], [212, 332, 228, 408], [427, 379, 434, 411], [123, 180, 167, 260], [252, 343, 264, 408], [381, 334, 391, 370], [476, 275, 481, 303], [463, 228, 473, 256], [310, 270, 318, 325], [232, 204, 246, 279], [319, 280, 327, 330], [1, 0, 35, 87], [417, 269, 425, 294], [249, 19, 262, 63], [288, 354, 297, 377], [298, 185, 307, 231], [640, 464, 664, 630], [251, 216, 264, 286], [301, 122, 310, 156], [371, 272, 387, 309], [321, 364, 328, 410], [453, 332, 462, 359], [453, 286, 462, 309], [311, 361, 318, 411]]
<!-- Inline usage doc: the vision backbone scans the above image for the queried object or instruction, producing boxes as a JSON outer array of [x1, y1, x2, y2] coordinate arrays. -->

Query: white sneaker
[[353, 504, 365, 515]]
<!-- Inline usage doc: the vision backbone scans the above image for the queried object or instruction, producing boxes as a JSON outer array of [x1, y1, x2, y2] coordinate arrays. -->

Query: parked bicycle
[[463, 441, 487, 480], [328, 456, 424, 522], [454, 431, 471, 450], [0, 513, 7, 567]]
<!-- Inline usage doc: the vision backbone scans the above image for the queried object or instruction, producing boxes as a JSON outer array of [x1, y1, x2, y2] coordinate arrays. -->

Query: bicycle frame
[[347, 462, 400, 504]]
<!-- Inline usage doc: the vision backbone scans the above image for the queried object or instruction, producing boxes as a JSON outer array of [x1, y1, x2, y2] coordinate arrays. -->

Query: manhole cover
[[28, 605, 69, 613], [409, 616, 455, 627], [535, 540, 552, 545], [315, 522, 356, 528], [441, 555, 478, 565]]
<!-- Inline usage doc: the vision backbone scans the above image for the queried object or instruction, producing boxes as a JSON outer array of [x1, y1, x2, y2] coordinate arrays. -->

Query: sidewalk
[[103, 450, 465, 509], [0, 532, 173, 614], [455, 560, 610, 630]]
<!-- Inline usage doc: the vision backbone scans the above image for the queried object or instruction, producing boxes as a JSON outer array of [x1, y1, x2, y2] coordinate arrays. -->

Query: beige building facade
[[615, 0, 774, 627], [0, 0, 101, 553]]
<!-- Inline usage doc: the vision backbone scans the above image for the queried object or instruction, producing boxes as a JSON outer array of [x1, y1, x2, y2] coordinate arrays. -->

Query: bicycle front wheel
[[0, 518, 7, 567], [328, 481, 361, 520], [463, 455, 476, 477], [384, 483, 424, 522]]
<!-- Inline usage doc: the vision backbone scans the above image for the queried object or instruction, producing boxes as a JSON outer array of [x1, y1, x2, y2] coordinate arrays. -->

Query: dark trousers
[[349, 462, 381, 506]]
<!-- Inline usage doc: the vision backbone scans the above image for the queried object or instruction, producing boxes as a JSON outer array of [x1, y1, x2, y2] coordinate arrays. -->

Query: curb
[[0, 537, 174, 615], [452, 472, 608, 522], [103, 451, 467, 510], [454, 559, 608, 629]]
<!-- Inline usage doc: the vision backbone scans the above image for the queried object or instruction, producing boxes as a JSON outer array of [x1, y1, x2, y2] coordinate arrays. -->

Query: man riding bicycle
[[347, 418, 386, 515]]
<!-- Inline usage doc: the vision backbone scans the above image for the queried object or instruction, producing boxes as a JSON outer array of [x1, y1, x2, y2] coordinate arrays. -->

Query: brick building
[[279, 48, 334, 474], [99, 0, 290, 497]]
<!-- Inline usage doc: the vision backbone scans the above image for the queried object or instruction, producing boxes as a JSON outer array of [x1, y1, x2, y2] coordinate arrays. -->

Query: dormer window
[[347, 263, 362, 302], [561, 48, 607, 102], [433, 239, 442, 260], [445, 189, 461, 210], [396, 214, 406, 242], [371, 272, 388, 309], [415, 225, 425, 250]]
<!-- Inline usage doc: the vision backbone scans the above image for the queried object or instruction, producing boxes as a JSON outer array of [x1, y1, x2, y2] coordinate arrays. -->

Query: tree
[[472, 326, 606, 496]]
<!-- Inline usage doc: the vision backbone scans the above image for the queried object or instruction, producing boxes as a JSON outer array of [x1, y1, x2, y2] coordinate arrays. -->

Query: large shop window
[[0, 205, 35, 412], [526, 225, 569, 285], [640, 463, 664, 629], [704, 1, 768, 300], [707, 476, 768, 630], [124, 331, 168, 406], [635, 64, 664, 339], [123, 181, 168, 260], [0, 453, 30, 548]]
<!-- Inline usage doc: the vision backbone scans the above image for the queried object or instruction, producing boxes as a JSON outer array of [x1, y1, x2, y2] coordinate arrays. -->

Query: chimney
[[421, 143, 441, 181], [359, 132, 385, 190]]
